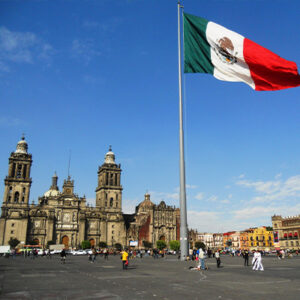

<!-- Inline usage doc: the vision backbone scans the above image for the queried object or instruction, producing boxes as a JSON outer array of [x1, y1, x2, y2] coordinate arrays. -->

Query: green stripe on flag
[[183, 13, 213, 74]]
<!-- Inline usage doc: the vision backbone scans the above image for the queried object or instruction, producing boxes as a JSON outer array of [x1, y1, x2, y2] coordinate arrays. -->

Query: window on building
[[110, 198, 113, 207], [296, 241, 299, 246], [23, 165, 27, 178], [290, 241, 294, 247], [105, 201, 107, 206], [10, 230, 14, 234], [16, 165, 22, 178], [286, 242, 288, 247], [14, 192, 19, 203], [112, 231, 114, 234], [22, 197, 25, 203], [11, 223, 15, 227], [22, 187, 26, 195], [256, 236, 258, 241], [110, 173, 114, 186], [11, 163, 16, 177], [115, 174, 117, 185]]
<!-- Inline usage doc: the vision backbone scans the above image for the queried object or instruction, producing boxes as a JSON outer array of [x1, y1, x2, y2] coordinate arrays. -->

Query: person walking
[[60, 249, 66, 264], [92, 248, 97, 263], [121, 249, 129, 270], [215, 250, 221, 268], [244, 249, 249, 266], [104, 248, 109, 260], [252, 250, 264, 271], [255, 251, 264, 271]]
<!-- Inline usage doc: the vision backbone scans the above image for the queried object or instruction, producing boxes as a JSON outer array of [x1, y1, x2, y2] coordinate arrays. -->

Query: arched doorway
[[89, 238, 95, 247], [159, 235, 166, 241], [62, 236, 69, 249]]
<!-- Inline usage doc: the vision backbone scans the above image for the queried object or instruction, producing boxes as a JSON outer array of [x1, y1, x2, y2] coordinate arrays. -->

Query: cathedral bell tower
[[0, 136, 32, 245], [95, 147, 122, 212], [3, 136, 32, 206]]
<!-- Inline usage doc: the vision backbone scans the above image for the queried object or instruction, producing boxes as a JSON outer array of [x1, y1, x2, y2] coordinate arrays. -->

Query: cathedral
[[0, 137, 180, 249]]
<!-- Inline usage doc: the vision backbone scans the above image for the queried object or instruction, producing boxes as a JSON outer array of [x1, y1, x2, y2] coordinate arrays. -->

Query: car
[[50, 250, 61, 255], [72, 250, 87, 255]]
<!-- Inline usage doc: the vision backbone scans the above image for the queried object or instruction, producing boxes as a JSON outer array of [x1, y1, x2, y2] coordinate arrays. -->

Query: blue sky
[[1, 0, 300, 232]]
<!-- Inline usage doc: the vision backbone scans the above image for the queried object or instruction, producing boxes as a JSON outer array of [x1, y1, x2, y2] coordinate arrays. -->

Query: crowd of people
[[3, 244, 299, 272]]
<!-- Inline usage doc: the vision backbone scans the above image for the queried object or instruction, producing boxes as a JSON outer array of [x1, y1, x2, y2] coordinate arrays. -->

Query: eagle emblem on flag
[[214, 37, 237, 64]]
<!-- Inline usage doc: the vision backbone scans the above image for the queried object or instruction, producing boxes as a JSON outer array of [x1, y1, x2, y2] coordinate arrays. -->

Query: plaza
[[0, 254, 299, 299]]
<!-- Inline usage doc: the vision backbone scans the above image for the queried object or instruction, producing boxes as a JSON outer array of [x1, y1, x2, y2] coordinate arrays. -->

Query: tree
[[142, 241, 152, 249], [81, 240, 91, 249], [156, 240, 167, 250], [99, 241, 107, 248], [8, 237, 20, 249], [114, 243, 122, 251], [169, 240, 180, 251], [195, 241, 206, 250], [266, 226, 273, 231]]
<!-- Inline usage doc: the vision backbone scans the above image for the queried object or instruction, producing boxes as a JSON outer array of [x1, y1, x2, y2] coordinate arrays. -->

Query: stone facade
[[0, 138, 180, 249], [125, 194, 180, 248], [272, 215, 300, 250]]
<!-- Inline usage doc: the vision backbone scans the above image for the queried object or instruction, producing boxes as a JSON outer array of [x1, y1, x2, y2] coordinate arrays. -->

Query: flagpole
[[177, 0, 188, 261]]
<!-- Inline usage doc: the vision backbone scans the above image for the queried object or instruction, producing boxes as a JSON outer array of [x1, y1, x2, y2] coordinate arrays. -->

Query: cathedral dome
[[44, 189, 60, 197], [138, 193, 154, 209], [104, 146, 116, 164], [15, 135, 28, 154]]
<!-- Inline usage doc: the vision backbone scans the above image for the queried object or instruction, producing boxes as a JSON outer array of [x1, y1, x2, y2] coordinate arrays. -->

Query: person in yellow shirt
[[121, 249, 129, 270]]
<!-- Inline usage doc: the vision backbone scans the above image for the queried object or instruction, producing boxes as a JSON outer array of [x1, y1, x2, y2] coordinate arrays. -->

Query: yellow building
[[248, 227, 273, 251], [240, 229, 252, 250]]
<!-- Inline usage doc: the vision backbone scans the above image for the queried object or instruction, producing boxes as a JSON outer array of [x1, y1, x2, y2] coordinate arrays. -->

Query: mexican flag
[[184, 13, 300, 91]]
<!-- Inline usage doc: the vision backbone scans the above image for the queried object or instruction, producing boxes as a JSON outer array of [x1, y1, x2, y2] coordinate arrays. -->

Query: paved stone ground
[[0, 254, 299, 299]]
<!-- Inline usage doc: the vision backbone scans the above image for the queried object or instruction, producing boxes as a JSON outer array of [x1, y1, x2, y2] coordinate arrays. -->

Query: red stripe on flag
[[243, 38, 300, 91]]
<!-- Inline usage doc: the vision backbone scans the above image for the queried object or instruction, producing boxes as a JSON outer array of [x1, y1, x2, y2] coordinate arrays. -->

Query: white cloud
[[187, 210, 220, 232], [86, 197, 96, 207], [220, 199, 230, 204], [206, 195, 218, 202], [0, 26, 54, 70], [71, 39, 101, 64], [232, 203, 300, 220], [122, 198, 139, 214], [236, 175, 300, 203], [186, 184, 197, 189], [195, 192, 204, 200]]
